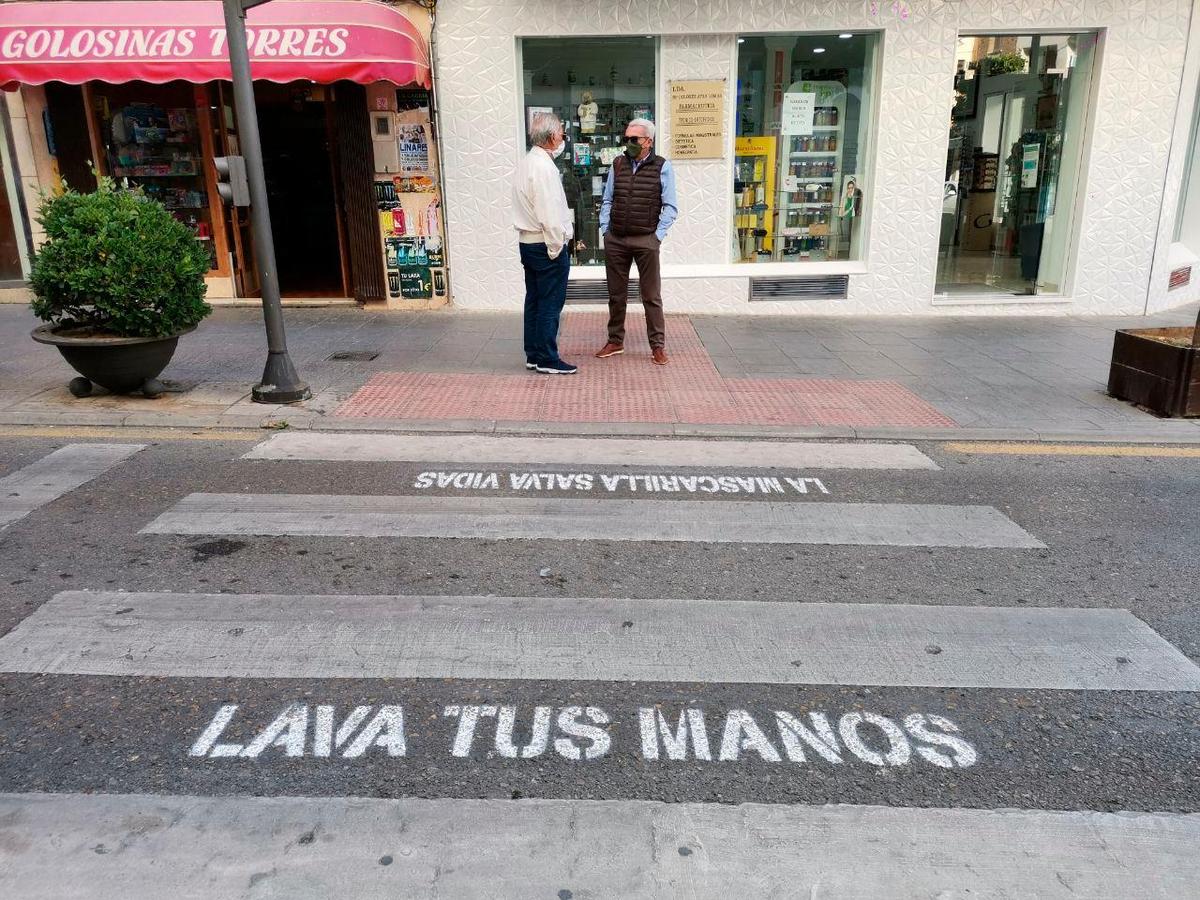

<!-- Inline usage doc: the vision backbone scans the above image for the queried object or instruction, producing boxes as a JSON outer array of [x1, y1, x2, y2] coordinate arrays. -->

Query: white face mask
[[549, 139, 566, 158]]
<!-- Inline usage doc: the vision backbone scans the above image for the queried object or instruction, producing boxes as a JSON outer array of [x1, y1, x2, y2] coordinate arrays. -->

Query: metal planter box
[[1107, 327, 1200, 418]]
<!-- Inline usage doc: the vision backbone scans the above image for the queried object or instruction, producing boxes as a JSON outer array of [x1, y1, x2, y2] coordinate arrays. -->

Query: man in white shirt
[[513, 111, 577, 374]]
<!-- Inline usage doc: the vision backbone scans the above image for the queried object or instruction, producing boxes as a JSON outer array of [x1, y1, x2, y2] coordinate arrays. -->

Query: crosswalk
[[0, 442, 144, 529], [0, 432, 1197, 897]]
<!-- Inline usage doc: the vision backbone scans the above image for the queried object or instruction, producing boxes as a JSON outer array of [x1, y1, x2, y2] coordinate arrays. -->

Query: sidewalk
[[1, 303, 1198, 442]]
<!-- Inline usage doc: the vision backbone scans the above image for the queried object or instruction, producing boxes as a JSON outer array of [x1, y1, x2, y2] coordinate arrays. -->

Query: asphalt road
[[0, 428, 1198, 895]]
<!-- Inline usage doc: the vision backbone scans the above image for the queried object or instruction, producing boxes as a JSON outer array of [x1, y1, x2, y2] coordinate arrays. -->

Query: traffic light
[[213, 155, 250, 207]]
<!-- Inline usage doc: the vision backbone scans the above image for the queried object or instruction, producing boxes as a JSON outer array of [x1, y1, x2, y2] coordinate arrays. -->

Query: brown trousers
[[604, 231, 665, 348]]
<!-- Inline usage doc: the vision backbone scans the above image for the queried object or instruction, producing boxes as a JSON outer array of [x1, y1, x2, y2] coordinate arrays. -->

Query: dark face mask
[[625, 138, 644, 157]]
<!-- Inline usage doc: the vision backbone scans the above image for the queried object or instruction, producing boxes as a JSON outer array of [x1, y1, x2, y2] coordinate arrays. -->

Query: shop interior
[[521, 37, 657, 267], [937, 34, 1098, 297], [253, 82, 345, 297], [43, 78, 358, 299], [734, 32, 876, 264]]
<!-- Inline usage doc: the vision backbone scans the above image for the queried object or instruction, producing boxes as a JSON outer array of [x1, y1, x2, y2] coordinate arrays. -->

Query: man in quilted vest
[[596, 118, 679, 365]]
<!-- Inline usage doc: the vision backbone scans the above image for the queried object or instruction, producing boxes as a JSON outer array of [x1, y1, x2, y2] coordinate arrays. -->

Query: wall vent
[[566, 279, 639, 304], [749, 275, 849, 301]]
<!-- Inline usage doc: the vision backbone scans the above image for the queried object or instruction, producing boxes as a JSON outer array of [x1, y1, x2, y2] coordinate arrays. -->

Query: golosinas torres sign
[[0, 0, 431, 89]]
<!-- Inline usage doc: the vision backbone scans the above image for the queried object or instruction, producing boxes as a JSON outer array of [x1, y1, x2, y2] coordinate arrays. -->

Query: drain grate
[[566, 279, 639, 304], [326, 350, 380, 362], [750, 275, 849, 301]]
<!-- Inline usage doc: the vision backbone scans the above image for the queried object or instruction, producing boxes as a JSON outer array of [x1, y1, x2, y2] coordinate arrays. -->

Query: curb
[[1, 409, 1199, 445]]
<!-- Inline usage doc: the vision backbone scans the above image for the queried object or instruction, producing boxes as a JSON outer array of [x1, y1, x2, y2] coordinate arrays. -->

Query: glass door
[[937, 34, 1099, 297]]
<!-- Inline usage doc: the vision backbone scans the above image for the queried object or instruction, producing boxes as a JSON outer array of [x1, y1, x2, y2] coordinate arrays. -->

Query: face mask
[[625, 139, 643, 158], [550, 140, 566, 158]]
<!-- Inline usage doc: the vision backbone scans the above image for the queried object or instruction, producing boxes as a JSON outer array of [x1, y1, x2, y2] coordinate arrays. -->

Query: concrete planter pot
[[31, 324, 195, 398], [1107, 327, 1200, 418]]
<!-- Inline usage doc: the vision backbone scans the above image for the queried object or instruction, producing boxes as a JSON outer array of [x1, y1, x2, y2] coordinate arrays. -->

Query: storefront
[[434, 0, 1199, 316], [0, 0, 449, 307]]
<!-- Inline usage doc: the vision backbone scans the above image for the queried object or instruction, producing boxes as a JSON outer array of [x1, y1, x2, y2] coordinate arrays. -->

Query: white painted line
[[4, 592, 1196, 690], [140, 494, 1043, 548], [0, 443, 145, 529], [245, 432, 941, 469], [1, 793, 1197, 899]]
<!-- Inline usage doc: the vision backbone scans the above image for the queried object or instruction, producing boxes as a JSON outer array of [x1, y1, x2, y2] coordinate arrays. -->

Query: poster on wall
[[668, 79, 724, 159], [398, 123, 430, 176], [1020, 144, 1040, 188], [384, 236, 444, 269], [839, 174, 863, 219], [399, 266, 433, 299], [526, 106, 554, 131], [597, 146, 624, 165], [781, 92, 816, 135]]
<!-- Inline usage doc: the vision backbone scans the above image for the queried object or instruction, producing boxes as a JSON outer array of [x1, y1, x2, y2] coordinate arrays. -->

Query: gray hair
[[529, 111, 563, 146], [627, 117, 656, 141]]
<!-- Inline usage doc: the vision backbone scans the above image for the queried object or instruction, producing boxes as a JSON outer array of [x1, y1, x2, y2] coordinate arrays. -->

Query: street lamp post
[[222, 0, 310, 403]]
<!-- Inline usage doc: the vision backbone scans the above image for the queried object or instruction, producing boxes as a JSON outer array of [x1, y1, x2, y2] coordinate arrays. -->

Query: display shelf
[[113, 171, 198, 178], [777, 84, 848, 262], [98, 97, 217, 271]]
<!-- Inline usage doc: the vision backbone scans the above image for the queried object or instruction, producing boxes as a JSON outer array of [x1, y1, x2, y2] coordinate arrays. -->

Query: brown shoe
[[595, 342, 624, 359], [652, 347, 668, 365]]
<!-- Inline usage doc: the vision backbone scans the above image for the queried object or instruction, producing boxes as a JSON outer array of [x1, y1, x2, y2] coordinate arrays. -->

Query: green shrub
[[29, 176, 212, 338], [984, 52, 1027, 76]]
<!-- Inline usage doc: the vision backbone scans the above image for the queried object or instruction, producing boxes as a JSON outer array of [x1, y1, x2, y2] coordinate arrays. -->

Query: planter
[[31, 324, 195, 398], [1107, 327, 1200, 418]]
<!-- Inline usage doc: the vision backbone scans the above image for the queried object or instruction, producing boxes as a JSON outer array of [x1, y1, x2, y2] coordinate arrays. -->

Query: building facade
[[435, 0, 1200, 316], [3, 0, 1200, 319]]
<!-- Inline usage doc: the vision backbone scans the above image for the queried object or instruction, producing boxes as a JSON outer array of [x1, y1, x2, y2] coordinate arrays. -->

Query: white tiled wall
[[434, 0, 1195, 316]]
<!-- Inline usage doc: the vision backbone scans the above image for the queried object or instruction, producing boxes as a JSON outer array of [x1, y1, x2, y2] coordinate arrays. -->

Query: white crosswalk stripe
[[0, 443, 144, 529], [140, 493, 1044, 547], [245, 432, 942, 469], [2, 591, 1195, 690], [1, 792, 1197, 900]]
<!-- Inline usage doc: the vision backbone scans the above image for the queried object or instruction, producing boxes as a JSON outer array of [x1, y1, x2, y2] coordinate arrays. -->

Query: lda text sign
[[669, 80, 725, 160]]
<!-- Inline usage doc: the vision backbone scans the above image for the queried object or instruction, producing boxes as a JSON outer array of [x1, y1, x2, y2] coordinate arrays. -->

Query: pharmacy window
[[734, 32, 879, 264], [520, 36, 658, 267]]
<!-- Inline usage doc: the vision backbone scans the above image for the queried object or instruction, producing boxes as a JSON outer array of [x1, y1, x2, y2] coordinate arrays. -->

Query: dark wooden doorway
[[253, 82, 348, 298]]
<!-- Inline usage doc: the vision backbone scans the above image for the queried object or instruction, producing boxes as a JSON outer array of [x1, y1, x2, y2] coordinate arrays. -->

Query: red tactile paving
[[335, 313, 957, 428]]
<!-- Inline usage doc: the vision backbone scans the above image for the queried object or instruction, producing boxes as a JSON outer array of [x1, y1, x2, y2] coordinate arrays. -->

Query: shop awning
[[0, 0, 431, 89]]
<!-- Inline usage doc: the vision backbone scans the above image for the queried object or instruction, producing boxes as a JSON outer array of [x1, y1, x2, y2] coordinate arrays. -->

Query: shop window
[[0, 108, 28, 282], [734, 32, 879, 264], [937, 33, 1099, 297], [520, 37, 658, 267], [89, 81, 220, 272], [1173, 71, 1200, 255]]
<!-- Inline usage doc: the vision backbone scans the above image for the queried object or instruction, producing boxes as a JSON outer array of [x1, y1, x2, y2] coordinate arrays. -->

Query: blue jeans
[[520, 242, 570, 366]]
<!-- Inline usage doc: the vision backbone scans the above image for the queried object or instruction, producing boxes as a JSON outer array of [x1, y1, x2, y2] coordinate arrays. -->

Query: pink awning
[[0, 0, 431, 89]]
